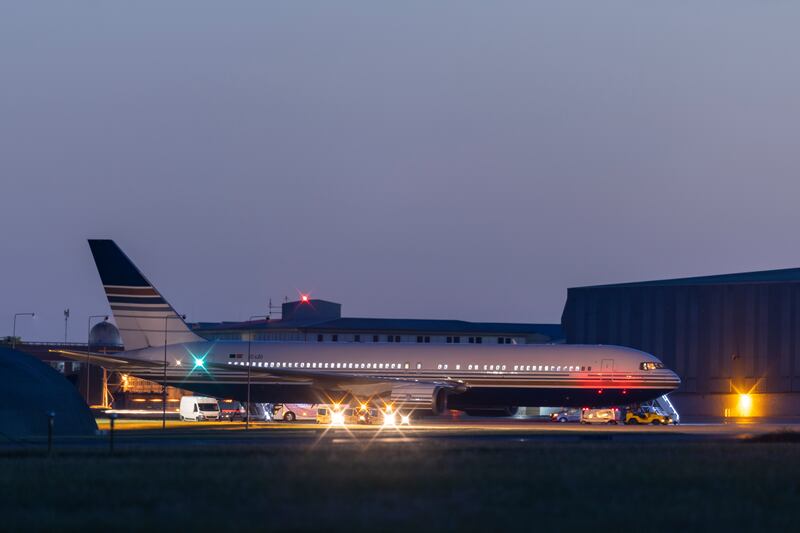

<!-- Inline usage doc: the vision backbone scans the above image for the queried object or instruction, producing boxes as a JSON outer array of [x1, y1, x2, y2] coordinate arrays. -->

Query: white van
[[179, 396, 220, 421]]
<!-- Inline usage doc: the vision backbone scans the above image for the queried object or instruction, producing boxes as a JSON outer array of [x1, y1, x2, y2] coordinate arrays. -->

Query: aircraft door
[[601, 359, 614, 373]]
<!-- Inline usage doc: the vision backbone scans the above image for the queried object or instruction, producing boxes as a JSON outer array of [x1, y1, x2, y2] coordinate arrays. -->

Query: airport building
[[562, 268, 800, 417], [191, 298, 564, 346]]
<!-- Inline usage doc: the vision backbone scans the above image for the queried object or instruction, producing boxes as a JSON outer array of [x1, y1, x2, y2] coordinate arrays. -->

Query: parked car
[[179, 396, 220, 421], [580, 407, 619, 425], [273, 403, 318, 422], [551, 408, 582, 423], [217, 401, 271, 421], [218, 400, 245, 421]]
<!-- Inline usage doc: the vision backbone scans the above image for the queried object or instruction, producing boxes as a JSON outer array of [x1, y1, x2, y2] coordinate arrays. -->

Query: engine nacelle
[[390, 384, 449, 415]]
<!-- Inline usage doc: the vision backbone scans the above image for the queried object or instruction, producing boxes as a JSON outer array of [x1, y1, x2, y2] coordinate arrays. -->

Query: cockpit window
[[640, 362, 664, 371]]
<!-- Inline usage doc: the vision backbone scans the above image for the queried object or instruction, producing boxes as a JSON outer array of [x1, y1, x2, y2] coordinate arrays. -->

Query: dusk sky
[[3, 2, 800, 341]]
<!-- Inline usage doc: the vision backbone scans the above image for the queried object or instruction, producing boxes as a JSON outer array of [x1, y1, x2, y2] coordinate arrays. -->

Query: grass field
[[1, 439, 799, 532]]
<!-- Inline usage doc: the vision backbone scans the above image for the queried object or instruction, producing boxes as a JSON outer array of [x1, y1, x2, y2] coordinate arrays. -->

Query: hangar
[[0, 346, 97, 438], [562, 267, 800, 417]]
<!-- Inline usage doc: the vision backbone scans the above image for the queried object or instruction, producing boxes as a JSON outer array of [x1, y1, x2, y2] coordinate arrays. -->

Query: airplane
[[53, 239, 681, 416]]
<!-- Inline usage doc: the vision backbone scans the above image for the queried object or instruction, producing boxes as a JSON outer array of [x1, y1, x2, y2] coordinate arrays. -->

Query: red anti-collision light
[[300, 294, 310, 303]]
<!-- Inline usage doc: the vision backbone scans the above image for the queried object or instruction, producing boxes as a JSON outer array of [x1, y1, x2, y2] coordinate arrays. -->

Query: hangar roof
[[192, 317, 563, 339], [576, 266, 800, 289]]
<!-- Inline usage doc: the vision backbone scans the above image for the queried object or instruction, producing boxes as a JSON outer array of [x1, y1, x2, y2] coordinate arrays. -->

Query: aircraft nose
[[668, 368, 682, 388]]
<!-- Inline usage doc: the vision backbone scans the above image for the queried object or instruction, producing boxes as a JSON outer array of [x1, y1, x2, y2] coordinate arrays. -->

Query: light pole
[[64, 308, 70, 343], [11, 312, 35, 350], [87, 315, 108, 405], [246, 315, 269, 430], [163, 314, 186, 430]]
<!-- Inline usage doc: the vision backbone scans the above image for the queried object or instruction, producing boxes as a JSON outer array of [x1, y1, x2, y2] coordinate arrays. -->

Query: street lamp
[[86, 315, 108, 405], [11, 312, 35, 350], [163, 314, 187, 430], [246, 315, 269, 430]]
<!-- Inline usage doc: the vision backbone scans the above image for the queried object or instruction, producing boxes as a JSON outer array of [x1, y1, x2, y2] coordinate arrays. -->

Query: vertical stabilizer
[[87, 240, 204, 350]]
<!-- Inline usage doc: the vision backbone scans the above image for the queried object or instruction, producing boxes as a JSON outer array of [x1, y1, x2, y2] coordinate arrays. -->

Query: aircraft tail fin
[[87, 239, 204, 351]]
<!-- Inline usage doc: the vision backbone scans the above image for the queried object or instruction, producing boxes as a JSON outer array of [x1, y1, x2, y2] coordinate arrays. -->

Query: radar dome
[[89, 321, 122, 347]]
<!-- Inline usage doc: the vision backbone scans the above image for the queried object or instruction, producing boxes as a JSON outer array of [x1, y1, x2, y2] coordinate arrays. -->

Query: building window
[[317, 334, 323, 342], [417, 336, 423, 343], [394, 335, 401, 342], [468, 337, 475, 344], [354, 334, 361, 342], [424, 336, 431, 343], [373, 335, 379, 342], [497, 338, 504, 344], [446, 337, 452, 343], [505, 338, 512, 344], [453, 336, 460, 343], [332, 334, 338, 342], [476, 337, 482, 344], [388, 335, 394, 343]]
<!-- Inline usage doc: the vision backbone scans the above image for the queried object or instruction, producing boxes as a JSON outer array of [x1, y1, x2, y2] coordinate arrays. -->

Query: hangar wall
[[562, 270, 800, 417]]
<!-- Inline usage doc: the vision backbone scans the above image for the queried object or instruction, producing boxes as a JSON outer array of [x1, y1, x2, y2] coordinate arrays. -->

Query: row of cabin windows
[[311, 334, 519, 344], [227, 356, 592, 373], [436, 364, 590, 372], [228, 359, 419, 370], [512, 364, 591, 372]]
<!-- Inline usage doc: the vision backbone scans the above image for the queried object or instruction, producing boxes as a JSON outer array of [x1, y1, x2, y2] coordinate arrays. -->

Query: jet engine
[[390, 383, 449, 415]]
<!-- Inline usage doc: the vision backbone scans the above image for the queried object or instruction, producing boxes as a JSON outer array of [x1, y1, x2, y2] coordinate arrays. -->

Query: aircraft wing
[[208, 362, 466, 392], [48, 349, 165, 371]]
